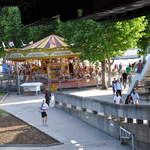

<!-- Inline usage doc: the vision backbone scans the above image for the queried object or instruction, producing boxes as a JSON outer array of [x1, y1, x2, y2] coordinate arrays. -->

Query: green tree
[[56, 17, 147, 89], [1, 7, 22, 48], [24, 21, 58, 44], [0, 7, 58, 56], [137, 15, 150, 55]]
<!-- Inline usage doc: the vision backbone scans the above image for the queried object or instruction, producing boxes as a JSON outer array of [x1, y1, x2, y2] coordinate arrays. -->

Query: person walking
[[131, 89, 139, 104], [113, 92, 122, 104], [115, 79, 122, 96], [45, 90, 51, 106], [112, 78, 116, 95], [125, 65, 131, 75], [122, 71, 128, 89], [136, 60, 143, 73], [128, 73, 132, 86], [118, 63, 122, 73], [125, 95, 133, 104], [40, 100, 49, 126]]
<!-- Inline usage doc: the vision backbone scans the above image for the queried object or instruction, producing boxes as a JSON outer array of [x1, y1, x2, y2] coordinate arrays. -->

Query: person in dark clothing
[[137, 60, 143, 73], [125, 95, 133, 104], [45, 90, 51, 106], [112, 78, 116, 95], [69, 62, 74, 74], [122, 71, 128, 89], [118, 63, 122, 73]]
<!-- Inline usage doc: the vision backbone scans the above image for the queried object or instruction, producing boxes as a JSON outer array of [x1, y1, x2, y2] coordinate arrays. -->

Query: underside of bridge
[[0, 0, 150, 25]]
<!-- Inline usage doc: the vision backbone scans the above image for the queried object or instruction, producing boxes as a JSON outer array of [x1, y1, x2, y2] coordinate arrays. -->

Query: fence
[[0, 74, 100, 93]]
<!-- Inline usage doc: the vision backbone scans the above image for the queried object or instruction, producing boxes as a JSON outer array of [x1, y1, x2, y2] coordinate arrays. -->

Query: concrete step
[[143, 78, 150, 82], [136, 88, 150, 94]]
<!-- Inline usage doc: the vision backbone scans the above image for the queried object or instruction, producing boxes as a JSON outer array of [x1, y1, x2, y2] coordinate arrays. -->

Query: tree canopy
[[137, 15, 150, 55], [56, 17, 147, 63], [0, 7, 148, 61], [0, 7, 58, 54], [0, 7, 22, 47]]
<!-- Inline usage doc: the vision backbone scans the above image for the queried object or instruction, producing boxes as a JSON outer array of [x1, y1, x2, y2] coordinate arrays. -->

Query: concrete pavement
[[63, 87, 150, 104], [63, 87, 128, 103], [0, 93, 131, 150]]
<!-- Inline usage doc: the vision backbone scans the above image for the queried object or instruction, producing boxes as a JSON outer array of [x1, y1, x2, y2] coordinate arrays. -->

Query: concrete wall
[[55, 92, 150, 120], [54, 92, 150, 150]]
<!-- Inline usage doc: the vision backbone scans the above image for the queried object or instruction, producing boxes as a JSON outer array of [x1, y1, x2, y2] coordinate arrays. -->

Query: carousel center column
[[47, 59, 51, 92]]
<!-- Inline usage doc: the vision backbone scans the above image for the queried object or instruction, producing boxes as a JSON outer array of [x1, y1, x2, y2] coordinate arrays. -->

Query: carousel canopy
[[22, 34, 68, 50], [6, 34, 80, 61]]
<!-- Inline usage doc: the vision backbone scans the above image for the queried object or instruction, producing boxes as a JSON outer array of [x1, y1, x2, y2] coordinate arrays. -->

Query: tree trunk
[[101, 60, 107, 89], [107, 60, 111, 87], [107, 59, 114, 87]]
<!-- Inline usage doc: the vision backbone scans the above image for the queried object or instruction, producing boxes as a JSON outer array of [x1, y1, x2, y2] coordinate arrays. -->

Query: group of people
[[112, 59, 144, 77], [125, 90, 139, 104], [112, 77, 139, 104]]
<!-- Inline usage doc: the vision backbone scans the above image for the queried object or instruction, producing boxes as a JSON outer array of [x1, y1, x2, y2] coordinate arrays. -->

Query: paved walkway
[[63, 87, 149, 104], [0, 93, 130, 150], [63, 87, 128, 103]]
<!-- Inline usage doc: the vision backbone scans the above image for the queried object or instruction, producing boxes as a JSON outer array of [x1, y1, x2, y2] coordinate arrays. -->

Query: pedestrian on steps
[[115, 79, 122, 96], [112, 78, 117, 95], [131, 89, 139, 104], [113, 92, 122, 104]]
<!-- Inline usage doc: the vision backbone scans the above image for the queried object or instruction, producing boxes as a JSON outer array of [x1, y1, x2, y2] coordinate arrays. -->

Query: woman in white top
[[114, 92, 122, 104], [114, 80, 122, 96]]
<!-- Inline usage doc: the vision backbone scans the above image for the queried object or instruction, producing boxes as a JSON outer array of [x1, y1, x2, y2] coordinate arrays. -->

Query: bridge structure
[[0, 0, 150, 25]]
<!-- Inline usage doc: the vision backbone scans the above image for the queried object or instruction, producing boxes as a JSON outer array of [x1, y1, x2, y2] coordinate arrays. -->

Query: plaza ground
[[0, 109, 60, 145], [0, 89, 130, 150]]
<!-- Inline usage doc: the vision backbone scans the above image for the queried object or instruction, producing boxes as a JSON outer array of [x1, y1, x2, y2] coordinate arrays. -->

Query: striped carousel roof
[[6, 34, 80, 60], [22, 34, 68, 50]]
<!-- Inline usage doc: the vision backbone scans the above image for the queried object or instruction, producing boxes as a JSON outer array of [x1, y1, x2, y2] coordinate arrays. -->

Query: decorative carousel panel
[[50, 51, 72, 56], [26, 52, 49, 57], [9, 53, 24, 58]]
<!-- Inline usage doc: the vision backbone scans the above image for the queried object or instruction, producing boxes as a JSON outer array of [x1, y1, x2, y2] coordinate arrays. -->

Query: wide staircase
[[128, 54, 150, 103]]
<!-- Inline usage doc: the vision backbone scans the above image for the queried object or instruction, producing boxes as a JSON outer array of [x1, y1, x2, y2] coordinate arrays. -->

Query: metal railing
[[120, 126, 134, 150], [0, 73, 101, 93]]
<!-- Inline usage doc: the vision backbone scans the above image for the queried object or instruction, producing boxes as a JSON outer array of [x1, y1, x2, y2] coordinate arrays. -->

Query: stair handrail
[[120, 126, 134, 150], [128, 55, 150, 94]]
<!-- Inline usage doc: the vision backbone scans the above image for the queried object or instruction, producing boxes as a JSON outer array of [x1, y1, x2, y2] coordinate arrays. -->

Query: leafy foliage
[[0, 7, 58, 57], [22, 21, 58, 44], [137, 15, 150, 55], [56, 17, 147, 62], [0, 7, 22, 47]]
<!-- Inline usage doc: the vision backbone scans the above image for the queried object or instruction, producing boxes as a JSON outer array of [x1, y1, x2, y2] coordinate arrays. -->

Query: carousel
[[6, 34, 99, 92]]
